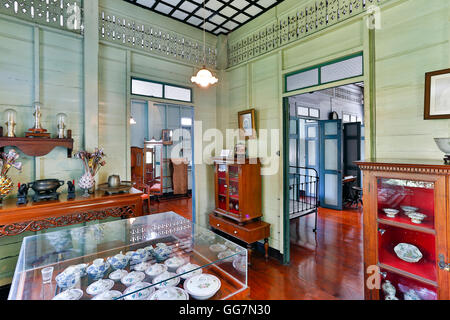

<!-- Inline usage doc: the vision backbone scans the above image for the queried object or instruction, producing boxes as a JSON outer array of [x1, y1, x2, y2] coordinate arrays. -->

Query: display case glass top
[[9, 212, 248, 300]]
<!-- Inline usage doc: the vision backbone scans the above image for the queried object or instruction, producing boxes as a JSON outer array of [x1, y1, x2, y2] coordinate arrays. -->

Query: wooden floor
[[150, 199, 364, 300]]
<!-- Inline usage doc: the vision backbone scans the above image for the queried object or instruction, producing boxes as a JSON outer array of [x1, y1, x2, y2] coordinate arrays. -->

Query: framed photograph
[[238, 108, 256, 139], [425, 68, 450, 119], [162, 129, 173, 145]]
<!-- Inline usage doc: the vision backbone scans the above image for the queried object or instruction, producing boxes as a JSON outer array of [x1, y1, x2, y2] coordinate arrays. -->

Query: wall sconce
[[56, 113, 67, 139], [4, 109, 17, 137]]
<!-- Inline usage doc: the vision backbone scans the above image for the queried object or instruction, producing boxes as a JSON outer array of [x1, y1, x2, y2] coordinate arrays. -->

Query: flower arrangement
[[0, 149, 22, 176], [74, 148, 106, 177], [0, 149, 22, 202]]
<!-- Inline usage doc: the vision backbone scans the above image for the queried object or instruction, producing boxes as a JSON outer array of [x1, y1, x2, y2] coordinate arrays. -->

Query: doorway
[[286, 82, 365, 248], [130, 99, 195, 221]]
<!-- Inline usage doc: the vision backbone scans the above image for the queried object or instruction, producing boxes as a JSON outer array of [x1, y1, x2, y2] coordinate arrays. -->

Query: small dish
[[144, 245, 154, 256], [394, 243, 423, 263], [183, 274, 221, 300], [130, 248, 149, 264], [86, 258, 110, 280], [153, 245, 172, 262], [91, 290, 122, 300], [109, 269, 128, 281], [409, 212, 427, 224], [86, 279, 114, 296], [52, 288, 83, 300], [55, 267, 80, 289], [401, 206, 418, 214], [107, 252, 130, 270], [120, 271, 145, 286], [152, 271, 180, 289], [176, 263, 202, 280], [148, 287, 189, 300], [145, 263, 168, 280], [383, 208, 399, 218], [133, 261, 151, 272], [209, 243, 227, 253], [164, 256, 185, 272], [123, 282, 155, 300]]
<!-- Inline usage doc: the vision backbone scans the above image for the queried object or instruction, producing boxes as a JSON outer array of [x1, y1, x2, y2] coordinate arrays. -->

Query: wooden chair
[[131, 174, 152, 214]]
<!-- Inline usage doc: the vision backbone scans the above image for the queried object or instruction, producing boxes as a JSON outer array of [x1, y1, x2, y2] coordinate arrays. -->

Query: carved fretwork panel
[[0, 0, 83, 34], [228, 0, 389, 67], [99, 10, 217, 68], [0, 205, 137, 237]]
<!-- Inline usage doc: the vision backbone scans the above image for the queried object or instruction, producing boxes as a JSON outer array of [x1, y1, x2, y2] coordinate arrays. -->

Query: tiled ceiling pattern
[[124, 0, 284, 35]]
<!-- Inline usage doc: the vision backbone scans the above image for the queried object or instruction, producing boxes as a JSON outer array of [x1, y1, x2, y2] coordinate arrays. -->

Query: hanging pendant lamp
[[191, 0, 218, 88]]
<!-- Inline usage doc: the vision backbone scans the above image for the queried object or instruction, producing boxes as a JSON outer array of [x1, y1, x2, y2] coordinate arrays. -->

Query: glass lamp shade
[[4, 109, 17, 137], [191, 67, 218, 88], [56, 113, 68, 138]]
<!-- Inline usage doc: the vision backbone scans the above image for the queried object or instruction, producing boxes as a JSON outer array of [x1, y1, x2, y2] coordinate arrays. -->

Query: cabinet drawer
[[209, 214, 269, 244]]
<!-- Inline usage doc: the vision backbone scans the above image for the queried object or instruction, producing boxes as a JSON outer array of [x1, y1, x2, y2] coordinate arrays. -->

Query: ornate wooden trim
[[0, 205, 136, 237], [357, 163, 450, 175]]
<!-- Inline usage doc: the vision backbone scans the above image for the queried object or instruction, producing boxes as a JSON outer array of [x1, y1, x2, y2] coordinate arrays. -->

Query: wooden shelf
[[377, 218, 436, 235], [0, 127, 73, 158]]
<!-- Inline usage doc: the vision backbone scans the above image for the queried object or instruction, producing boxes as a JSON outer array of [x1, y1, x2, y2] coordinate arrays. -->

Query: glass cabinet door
[[228, 165, 240, 215], [216, 164, 227, 211], [376, 177, 445, 300]]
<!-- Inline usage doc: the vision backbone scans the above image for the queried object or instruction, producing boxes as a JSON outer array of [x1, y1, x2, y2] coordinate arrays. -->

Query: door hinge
[[438, 254, 450, 271]]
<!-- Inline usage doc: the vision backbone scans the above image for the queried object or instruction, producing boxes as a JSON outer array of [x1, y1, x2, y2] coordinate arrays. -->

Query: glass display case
[[357, 159, 450, 300], [8, 211, 248, 300]]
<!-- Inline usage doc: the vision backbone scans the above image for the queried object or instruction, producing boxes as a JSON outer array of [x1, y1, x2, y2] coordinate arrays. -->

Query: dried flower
[[1, 149, 22, 176], [75, 148, 106, 176]]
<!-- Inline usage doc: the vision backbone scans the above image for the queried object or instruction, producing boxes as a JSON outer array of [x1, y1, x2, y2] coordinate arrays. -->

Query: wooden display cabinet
[[213, 157, 262, 224], [356, 159, 450, 300]]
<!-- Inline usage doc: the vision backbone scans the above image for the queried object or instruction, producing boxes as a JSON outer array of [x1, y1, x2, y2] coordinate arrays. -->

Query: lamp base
[[26, 128, 50, 138]]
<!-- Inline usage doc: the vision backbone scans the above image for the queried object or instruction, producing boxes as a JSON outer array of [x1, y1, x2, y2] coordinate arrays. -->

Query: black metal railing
[[289, 166, 319, 232]]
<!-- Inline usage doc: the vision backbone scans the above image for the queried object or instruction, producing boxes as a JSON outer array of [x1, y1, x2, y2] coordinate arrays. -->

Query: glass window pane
[[324, 139, 338, 170], [321, 55, 363, 84], [324, 174, 338, 206], [325, 122, 338, 135], [181, 117, 192, 126], [297, 106, 309, 117], [131, 79, 163, 97], [165, 85, 192, 102], [286, 68, 319, 92]]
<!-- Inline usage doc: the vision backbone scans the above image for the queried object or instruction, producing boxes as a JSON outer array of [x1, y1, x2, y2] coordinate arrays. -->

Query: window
[[131, 78, 192, 102], [285, 52, 363, 93]]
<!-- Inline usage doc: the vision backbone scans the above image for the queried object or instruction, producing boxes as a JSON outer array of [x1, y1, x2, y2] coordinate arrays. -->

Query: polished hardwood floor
[[151, 199, 364, 300]]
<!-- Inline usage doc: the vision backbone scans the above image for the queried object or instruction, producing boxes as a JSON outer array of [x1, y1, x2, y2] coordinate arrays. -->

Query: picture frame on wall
[[162, 129, 173, 145], [425, 68, 450, 119], [238, 108, 256, 139]]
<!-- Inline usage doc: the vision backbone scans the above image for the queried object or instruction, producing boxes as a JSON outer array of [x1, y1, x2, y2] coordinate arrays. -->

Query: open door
[[319, 120, 343, 210], [343, 122, 362, 186]]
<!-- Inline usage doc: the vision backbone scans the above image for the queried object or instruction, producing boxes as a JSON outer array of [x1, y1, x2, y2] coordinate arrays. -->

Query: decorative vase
[[0, 175, 13, 205], [78, 172, 95, 197]]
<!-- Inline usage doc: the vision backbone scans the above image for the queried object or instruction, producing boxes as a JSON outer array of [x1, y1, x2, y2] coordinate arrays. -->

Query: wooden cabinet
[[357, 159, 450, 300], [213, 157, 262, 224]]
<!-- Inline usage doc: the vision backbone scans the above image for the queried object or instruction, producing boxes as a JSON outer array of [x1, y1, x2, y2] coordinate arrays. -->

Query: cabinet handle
[[378, 228, 386, 235], [380, 271, 387, 279], [224, 185, 227, 188], [216, 224, 220, 227], [234, 230, 238, 234]]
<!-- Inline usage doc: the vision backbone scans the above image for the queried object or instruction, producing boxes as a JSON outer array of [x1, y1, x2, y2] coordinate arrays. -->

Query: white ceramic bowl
[[409, 212, 427, 224], [183, 274, 221, 300], [434, 138, 450, 154], [383, 208, 399, 218]]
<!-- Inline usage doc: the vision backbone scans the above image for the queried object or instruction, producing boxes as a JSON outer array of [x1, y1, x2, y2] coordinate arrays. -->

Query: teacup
[[154, 245, 172, 262], [87, 258, 110, 280], [55, 266, 80, 289], [107, 252, 130, 270], [129, 248, 149, 264]]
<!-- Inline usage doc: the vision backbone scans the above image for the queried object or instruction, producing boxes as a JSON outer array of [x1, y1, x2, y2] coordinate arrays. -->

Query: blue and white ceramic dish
[[121, 271, 145, 286], [107, 252, 130, 270], [144, 245, 154, 256], [123, 282, 155, 300], [55, 267, 80, 289], [74, 263, 88, 277], [152, 271, 180, 289], [153, 245, 172, 262], [87, 258, 110, 280], [129, 248, 149, 264]]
